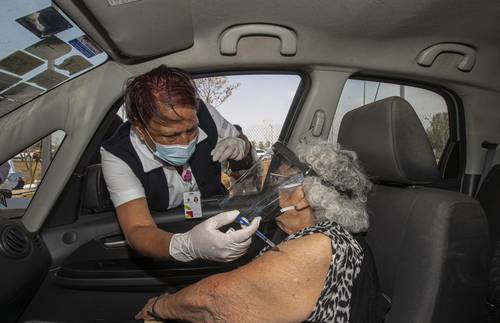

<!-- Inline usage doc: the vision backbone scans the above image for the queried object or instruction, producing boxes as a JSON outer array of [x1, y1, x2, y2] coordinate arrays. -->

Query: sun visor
[[56, 0, 194, 62]]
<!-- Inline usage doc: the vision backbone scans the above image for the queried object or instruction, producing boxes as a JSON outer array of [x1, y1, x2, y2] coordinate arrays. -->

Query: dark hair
[[233, 124, 242, 133], [125, 65, 198, 126]]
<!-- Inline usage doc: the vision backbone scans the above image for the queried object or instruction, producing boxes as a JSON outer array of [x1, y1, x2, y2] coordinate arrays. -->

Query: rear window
[[0, 1, 108, 118], [329, 79, 449, 162]]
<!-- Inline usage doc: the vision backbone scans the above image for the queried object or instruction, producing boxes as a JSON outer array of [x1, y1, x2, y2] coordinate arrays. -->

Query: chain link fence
[[240, 123, 283, 150]]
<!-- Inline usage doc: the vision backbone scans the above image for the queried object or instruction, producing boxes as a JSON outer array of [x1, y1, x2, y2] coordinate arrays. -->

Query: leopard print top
[[258, 221, 364, 323]]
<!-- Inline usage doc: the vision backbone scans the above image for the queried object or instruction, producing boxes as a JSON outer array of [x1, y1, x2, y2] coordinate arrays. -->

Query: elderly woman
[[136, 142, 374, 323]]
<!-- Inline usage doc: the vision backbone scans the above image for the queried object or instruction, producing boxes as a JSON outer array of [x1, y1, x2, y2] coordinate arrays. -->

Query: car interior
[[1, 0, 499, 322]]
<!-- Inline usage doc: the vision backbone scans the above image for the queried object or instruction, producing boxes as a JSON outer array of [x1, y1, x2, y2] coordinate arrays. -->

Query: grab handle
[[417, 43, 476, 72], [220, 24, 297, 56]]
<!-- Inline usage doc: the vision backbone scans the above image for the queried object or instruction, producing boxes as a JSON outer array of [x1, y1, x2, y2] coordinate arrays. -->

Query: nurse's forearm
[[115, 198, 175, 260], [126, 226, 174, 259]]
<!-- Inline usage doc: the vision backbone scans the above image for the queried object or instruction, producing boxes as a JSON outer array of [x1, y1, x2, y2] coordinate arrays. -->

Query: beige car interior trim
[[219, 24, 297, 56], [288, 69, 353, 148], [0, 62, 132, 232], [417, 43, 476, 72]]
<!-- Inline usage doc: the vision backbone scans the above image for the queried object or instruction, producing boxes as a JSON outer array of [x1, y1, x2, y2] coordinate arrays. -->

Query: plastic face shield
[[220, 142, 312, 222]]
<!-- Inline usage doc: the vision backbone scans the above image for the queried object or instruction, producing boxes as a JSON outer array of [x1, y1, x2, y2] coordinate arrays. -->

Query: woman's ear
[[132, 122, 147, 141]]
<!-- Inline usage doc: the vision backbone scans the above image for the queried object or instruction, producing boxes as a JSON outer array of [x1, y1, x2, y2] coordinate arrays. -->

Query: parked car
[[0, 0, 498, 322], [255, 149, 266, 158]]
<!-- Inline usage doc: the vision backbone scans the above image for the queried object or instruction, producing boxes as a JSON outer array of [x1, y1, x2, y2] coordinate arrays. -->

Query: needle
[[236, 215, 280, 251]]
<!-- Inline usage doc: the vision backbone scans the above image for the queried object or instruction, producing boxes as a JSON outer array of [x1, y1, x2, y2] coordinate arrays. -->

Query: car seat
[[82, 114, 123, 213], [475, 163, 500, 319], [338, 96, 489, 323]]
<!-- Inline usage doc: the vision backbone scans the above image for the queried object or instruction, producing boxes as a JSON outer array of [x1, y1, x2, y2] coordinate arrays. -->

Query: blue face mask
[[141, 126, 198, 166], [153, 138, 197, 166]]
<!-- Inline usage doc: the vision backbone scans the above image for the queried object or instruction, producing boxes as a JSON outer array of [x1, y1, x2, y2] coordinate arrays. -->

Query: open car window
[[193, 74, 302, 189], [0, 0, 108, 118], [0, 130, 65, 215]]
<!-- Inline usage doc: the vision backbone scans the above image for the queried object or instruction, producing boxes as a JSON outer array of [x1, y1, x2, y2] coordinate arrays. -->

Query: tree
[[425, 112, 449, 158], [18, 141, 42, 187], [194, 77, 240, 107]]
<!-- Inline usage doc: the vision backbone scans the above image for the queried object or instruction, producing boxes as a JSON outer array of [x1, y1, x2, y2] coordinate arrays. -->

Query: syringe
[[236, 215, 280, 251]]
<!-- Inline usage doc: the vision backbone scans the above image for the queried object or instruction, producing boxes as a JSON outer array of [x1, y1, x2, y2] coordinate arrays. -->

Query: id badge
[[183, 191, 202, 219]]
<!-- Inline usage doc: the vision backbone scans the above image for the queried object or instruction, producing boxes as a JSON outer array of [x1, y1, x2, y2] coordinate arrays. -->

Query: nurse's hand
[[169, 210, 261, 262], [211, 137, 247, 162]]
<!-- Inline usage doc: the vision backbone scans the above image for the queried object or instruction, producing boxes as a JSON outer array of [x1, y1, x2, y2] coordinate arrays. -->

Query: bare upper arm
[[209, 233, 333, 323], [116, 197, 156, 239]]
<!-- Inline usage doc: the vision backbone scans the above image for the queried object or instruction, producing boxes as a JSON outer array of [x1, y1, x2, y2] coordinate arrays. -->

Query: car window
[[0, 130, 65, 212], [329, 79, 449, 161], [0, 0, 108, 118], [194, 74, 301, 188]]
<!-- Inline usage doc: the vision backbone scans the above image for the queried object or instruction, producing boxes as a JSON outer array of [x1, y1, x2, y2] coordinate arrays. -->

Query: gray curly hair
[[296, 142, 372, 233]]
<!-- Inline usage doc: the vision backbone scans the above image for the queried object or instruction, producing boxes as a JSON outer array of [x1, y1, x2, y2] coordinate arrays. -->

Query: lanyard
[[180, 168, 195, 192]]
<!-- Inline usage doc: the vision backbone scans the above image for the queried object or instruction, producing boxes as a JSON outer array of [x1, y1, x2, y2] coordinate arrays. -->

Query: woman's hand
[[135, 296, 161, 321], [169, 210, 261, 262], [211, 137, 247, 162]]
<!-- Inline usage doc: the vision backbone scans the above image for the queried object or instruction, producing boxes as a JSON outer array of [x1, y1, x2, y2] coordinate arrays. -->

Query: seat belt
[[476, 141, 498, 196]]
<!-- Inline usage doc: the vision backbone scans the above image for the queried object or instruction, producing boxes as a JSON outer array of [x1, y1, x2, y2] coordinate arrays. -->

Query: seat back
[[476, 164, 500, 254], [338, 96, 489, 323], [81, 114, 123, 213], [82, 164, 114, 213], [476, 164, 500, 307]]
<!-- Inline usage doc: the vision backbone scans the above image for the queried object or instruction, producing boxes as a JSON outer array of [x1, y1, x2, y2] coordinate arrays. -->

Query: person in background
[[101, 65, 260, 264], [0, 161, 9, 185], [0, 160, 24, 190]]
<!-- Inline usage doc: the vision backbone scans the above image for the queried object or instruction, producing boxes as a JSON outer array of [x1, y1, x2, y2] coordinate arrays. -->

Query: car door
[[15, 73, 306, 323]]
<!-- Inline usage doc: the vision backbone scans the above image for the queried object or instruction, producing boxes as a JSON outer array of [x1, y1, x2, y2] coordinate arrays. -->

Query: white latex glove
[[169, 210, 261, 262], [211, 137, 247, 162]]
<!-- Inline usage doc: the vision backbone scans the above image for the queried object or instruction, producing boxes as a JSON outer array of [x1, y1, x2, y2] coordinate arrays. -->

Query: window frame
[[192, 70, 310, 144], [0, 129, 67, 215], [46, 70, 309, 227], [45, 98, 124, 227]]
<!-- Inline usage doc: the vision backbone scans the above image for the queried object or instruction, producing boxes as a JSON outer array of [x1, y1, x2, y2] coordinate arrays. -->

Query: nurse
[[101, 65, 260, 263]]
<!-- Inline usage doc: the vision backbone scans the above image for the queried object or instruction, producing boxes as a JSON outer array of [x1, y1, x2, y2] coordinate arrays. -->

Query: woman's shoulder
[[257, 226, 332, 259], [258, 222, 363, 259], [287, 221, 352, 241], [260, 232, 333, 269], [288, 221, 364, 258]]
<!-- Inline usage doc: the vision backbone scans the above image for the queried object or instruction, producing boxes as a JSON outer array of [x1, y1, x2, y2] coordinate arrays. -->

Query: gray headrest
[[338, 96, 439, 185]]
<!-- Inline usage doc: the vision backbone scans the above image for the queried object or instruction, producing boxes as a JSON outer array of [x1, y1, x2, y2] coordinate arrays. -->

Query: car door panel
[[13, 69, 301, 322], [19, 195, 278, 322], [0, 219, 51, 323]]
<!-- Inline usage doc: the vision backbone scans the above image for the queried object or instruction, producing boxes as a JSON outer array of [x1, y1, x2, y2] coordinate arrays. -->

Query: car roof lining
[[3, 0, 500, 232], [54, 0, 500, 91]]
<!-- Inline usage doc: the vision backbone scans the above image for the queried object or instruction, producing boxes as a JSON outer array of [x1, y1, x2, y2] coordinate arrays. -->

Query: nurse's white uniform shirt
[[100, 104, 240, 209]]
